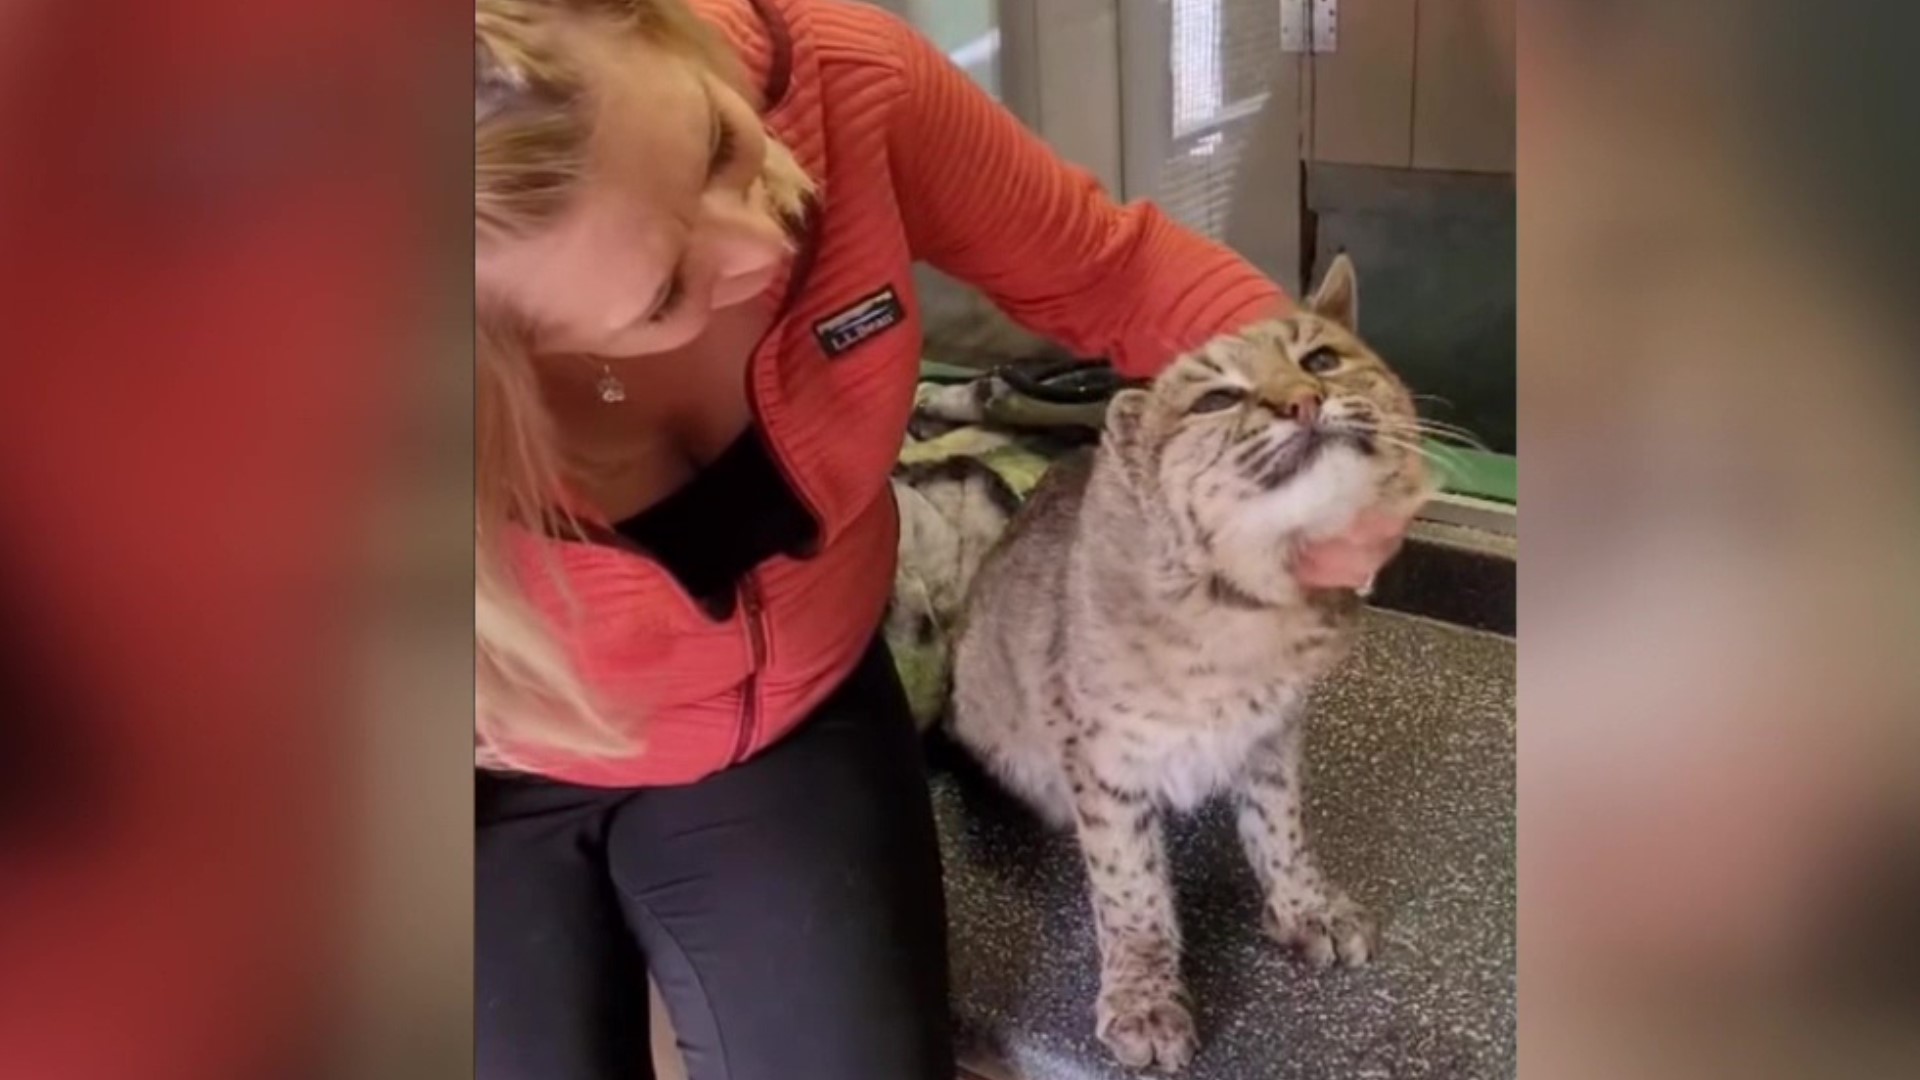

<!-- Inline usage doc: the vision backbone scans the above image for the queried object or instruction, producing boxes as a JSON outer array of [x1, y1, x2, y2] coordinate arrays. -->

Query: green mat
[[1431, 447, 1515, 504]]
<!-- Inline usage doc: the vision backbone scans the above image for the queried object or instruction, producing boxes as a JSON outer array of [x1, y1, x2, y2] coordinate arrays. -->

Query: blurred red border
[[0, 3, 456, 1077]]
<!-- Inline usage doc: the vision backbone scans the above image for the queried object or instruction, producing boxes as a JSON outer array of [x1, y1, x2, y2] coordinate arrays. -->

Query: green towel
[[887, 381, 1071, 728]]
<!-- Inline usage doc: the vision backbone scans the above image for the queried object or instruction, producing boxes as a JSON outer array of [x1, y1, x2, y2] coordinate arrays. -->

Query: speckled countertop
[[930, 609, 1516, 1080]]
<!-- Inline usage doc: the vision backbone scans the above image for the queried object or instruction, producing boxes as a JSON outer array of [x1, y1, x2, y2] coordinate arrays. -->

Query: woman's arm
[[879, 13, 1287, 377], [873, 10, 1409, 586]]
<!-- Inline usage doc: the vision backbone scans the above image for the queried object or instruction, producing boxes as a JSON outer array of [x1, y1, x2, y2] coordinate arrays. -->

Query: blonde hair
[[475, 0, 813, 768]]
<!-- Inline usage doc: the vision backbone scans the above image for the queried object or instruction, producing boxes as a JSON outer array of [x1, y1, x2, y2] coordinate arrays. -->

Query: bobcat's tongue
[[1287, 509, 1412, 590]]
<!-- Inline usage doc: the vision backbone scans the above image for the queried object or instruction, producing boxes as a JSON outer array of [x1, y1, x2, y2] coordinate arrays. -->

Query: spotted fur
[[949, 256, 1429, 1072]]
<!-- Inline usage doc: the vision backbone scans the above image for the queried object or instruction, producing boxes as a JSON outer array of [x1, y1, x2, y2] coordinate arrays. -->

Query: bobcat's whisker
[[1370, 432, 1467, 479], [1389, 417, 1491, 451]]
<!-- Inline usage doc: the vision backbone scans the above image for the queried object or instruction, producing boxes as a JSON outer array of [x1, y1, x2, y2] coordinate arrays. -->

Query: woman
[[474, 1, 1409, 1078]]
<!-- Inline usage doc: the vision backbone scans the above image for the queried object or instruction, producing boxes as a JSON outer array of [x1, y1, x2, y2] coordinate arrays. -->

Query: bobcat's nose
[[1279, 388, 1322, 425]]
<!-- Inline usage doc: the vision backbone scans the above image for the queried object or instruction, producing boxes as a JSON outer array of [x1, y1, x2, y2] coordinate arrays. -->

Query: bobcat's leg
[[1233, 725, 1377, 969], [1065, 736, 1196, 1072]]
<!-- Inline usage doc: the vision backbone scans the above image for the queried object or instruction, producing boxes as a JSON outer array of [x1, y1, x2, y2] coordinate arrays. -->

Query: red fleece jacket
[[508, 0, 1288, 786]]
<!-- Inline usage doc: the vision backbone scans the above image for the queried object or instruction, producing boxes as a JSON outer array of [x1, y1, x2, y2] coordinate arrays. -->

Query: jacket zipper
[[728, 573, 769, 765]]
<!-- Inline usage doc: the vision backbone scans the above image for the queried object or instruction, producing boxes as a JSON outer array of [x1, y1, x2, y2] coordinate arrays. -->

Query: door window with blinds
[[1159, 0, 1286, 241]]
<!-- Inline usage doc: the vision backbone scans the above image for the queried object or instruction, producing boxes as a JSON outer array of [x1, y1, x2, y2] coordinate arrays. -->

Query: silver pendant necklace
[[594, 361, 627, 405]]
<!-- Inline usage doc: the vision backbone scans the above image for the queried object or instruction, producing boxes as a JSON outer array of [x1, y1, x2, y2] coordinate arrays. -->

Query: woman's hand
[[1291, 509, 1414, 592]]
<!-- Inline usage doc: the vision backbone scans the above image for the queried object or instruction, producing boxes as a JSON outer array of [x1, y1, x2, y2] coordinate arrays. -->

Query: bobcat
[[949, 256, 1429, 1072]]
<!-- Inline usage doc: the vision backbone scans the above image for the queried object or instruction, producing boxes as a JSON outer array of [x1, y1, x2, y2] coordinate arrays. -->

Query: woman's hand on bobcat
[[1291, 508, 1412, 590]]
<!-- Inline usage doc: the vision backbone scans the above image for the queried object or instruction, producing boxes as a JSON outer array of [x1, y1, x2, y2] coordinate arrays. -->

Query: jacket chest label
[[813, 285, 905, 358]]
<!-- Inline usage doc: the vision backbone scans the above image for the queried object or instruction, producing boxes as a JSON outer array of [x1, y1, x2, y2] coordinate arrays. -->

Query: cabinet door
[[1411, 0, 1517, 172], [1305, 0, 1516, 175], [1311, 0, 1419, 168]]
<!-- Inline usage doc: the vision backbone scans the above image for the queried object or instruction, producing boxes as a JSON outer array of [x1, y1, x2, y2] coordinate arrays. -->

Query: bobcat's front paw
[[1264, 890, 1377, 969], [1096, 977, 1197, 1073]]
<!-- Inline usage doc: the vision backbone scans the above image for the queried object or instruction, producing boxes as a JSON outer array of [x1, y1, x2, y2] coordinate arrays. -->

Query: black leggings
[[476, 640, 953, 1080]]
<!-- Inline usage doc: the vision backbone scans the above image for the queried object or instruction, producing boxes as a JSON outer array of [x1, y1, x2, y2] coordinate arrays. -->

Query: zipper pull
[[739, 575, 769, 669]]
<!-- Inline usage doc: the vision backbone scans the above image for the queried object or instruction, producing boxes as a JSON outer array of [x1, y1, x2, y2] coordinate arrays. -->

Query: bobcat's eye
[[1300, 347, 1342, 375], [1190, 388, 1247, 415]]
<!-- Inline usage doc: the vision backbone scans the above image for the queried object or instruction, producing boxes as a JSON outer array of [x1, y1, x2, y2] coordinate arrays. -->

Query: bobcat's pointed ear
[[1101, 388, 1158, 488], [1103, 388, 1151, 449], [1308, 253, 1358, 331]]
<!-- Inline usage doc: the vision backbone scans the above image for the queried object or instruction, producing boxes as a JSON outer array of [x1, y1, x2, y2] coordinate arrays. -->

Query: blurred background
[[0, 1, 1915, 1078], [1520, 1, 1920, 1077]]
